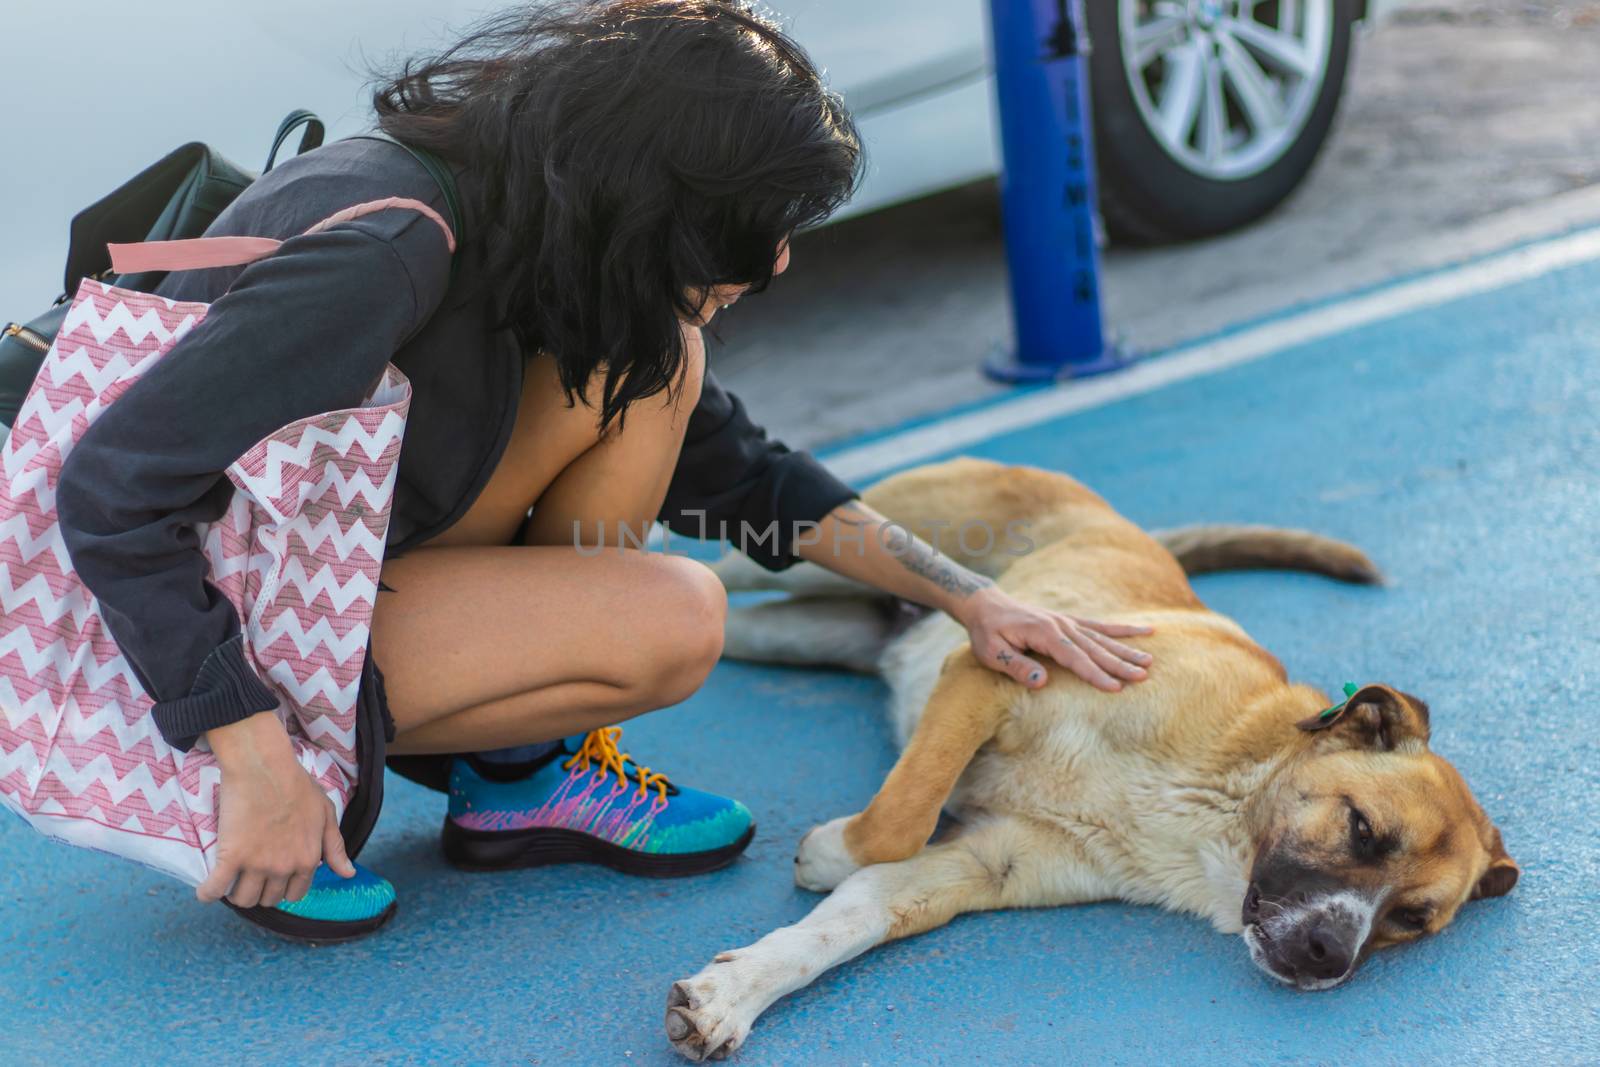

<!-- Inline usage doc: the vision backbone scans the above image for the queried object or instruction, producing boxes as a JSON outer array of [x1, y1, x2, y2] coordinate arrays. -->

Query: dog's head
[[1241, 684, 1517, 990]]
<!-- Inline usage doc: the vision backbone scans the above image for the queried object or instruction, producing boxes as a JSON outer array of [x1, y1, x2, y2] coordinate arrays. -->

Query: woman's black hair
[[372, 0, 863, 430]]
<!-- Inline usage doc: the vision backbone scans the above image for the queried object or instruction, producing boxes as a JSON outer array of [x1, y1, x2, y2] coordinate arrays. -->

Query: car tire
[[1088, 0, 1360, 244]]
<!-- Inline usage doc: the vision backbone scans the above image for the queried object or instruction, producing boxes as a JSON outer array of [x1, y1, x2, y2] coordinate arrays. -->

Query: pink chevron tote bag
[[0, 198, 454, 886]]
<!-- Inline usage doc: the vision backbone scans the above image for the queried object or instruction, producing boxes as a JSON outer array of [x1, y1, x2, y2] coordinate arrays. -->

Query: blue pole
[[983, 0, 1131, 383]]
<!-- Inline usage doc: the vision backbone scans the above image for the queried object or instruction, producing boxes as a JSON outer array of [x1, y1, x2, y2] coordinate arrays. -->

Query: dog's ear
[[1472, 826, 1520, 900], [1297, 684, 1430, 750]]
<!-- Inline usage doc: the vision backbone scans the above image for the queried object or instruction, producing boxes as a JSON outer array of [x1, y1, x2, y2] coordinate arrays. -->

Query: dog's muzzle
[[1241, 883, 1374, 990]]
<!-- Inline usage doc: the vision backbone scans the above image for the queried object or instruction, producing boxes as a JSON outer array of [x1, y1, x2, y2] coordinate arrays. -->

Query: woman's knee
[[638, 554, 726, 705]]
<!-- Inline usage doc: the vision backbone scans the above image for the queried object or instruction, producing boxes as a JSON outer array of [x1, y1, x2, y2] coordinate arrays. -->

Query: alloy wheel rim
[[1118, 0, 1334, 181]]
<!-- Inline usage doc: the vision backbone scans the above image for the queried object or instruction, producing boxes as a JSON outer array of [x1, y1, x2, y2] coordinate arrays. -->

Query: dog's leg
[[722, 595, 902, 672], [666, 815, 1096, 1061], [794, 647, 1009, 890]]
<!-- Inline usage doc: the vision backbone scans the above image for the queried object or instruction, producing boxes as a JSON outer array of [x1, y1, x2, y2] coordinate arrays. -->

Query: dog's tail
[[1152, 525, 1383, 584]]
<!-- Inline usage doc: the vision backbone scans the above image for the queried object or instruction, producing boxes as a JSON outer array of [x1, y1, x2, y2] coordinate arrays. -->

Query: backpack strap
[[348, 133, 464, 284], [353, 134, 462, 243], [106, 197, 456, 275]]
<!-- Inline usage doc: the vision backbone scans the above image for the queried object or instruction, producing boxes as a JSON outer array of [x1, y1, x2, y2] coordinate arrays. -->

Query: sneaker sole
[[224, 898, 398, 944], [440, 818, 756, 878]]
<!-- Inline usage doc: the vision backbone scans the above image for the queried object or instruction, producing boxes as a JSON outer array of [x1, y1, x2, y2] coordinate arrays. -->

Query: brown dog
[[666, 457, 1517, 1060]]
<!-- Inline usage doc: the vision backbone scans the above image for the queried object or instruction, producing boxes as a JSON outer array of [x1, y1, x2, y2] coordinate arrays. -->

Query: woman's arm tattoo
[[877, 515, 993, 599], [828, 501, 993, 599]]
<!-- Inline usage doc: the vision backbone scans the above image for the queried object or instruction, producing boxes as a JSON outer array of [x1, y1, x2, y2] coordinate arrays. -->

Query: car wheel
[[1089, 0, 1359, 243]]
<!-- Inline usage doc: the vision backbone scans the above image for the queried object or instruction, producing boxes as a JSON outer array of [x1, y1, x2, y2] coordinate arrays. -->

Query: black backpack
[[0, 110, 461, 446]]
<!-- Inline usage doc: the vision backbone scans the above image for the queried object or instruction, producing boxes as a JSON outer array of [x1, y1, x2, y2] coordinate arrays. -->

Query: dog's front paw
[[665, 963, 756, 1061], [794, 815, 859, 892]]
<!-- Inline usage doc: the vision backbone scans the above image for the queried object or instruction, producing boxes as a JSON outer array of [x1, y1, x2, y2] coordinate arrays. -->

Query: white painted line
[[824, 225, 1600, 483]]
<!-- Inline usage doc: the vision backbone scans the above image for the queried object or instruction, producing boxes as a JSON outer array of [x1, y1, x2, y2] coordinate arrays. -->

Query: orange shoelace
[[563, 726, 671, 803]]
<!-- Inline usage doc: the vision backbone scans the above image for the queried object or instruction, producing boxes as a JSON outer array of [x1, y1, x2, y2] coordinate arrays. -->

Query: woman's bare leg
[[375, 546, 722, 753], [376, 327, 712, 754]]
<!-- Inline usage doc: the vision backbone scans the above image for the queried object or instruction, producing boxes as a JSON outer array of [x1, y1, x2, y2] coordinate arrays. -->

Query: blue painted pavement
[[4, 248, 1598, 1064]]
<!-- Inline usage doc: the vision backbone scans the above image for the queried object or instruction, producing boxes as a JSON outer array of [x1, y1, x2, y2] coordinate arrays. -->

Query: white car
[[785, 0, 1371, 240]]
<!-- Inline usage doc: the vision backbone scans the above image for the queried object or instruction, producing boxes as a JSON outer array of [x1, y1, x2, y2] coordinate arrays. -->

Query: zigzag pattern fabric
[[0, 279, 410, 886]]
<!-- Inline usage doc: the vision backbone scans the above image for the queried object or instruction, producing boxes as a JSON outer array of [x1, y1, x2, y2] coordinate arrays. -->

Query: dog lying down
[[665, 457, 1517, 1061]]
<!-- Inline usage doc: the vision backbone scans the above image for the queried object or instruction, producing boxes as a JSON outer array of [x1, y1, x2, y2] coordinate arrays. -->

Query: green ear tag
[[1318, 682, 1361, 722]]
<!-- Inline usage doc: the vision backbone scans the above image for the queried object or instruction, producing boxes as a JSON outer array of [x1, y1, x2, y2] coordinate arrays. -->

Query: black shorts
[[356, 556, 494, 805], [337, 641, 397, 859]]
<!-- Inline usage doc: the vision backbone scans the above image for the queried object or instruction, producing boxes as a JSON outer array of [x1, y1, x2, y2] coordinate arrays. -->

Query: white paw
[[665, 958, 758, 1061], [794, 815, 859, 892]]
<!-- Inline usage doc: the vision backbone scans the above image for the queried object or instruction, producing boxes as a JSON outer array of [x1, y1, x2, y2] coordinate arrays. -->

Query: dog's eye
[[1350, 808, 1375, 853], [1389, 906, 1430, 931]]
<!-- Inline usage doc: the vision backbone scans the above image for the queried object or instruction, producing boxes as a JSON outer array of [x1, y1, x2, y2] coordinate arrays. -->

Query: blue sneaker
[[226, 862, 398, 943], [441, 727, 755, 877]]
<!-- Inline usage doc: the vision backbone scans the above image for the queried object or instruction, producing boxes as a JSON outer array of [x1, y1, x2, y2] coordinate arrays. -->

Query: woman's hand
[[953, 586, 1154, 692], [197, 710, 355, 908]]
